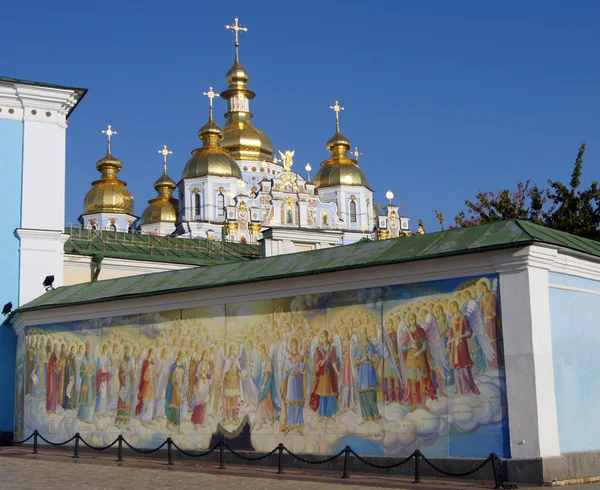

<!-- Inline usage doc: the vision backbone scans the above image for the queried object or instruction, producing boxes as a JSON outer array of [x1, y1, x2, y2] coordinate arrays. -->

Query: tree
[[453, 143, 600, 240], [454, 180, 547, 227]]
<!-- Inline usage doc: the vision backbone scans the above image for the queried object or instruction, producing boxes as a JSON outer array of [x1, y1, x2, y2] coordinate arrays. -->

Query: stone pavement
[[0, 448, 598, 490]]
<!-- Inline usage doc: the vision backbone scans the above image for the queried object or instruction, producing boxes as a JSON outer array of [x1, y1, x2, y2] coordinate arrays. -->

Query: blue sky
[[3, 1, 599, 230]]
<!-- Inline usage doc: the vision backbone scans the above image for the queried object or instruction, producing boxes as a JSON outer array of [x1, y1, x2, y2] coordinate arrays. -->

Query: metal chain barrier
[[79, 436, 119, 451], [0, 431, 34, 445], [122, 438, 167, 455], [171, 440, 220, 458], [37, 433, 77, 447], [0, 429, 517, 488], [223, 441, 279, 461], [348, 447, 414, 469], [283, 445, 345, 465]]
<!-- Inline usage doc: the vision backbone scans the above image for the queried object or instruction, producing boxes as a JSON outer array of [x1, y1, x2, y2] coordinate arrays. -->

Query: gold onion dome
[[181, 97, 242, 180], [314, 102, 370, 189], [220, 18, 274, 161], [140, 147, 179, 225], [83, 126, 134, 215]]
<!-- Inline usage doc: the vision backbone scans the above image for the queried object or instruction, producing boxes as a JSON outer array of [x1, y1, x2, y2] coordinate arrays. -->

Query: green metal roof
[[63, 228, 261, 266], [16, 220, 600, 314], [0, 76, 87, 117]]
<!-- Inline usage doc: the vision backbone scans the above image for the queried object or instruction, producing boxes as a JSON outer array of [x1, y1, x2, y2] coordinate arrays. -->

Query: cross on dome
[[158, 145, 173, 174], [226, 17, 247, 62], [329, 100, 344, 132], [350, 146, 362, 162], [203, 86, 220, 118], [101, 125, 117, 153]]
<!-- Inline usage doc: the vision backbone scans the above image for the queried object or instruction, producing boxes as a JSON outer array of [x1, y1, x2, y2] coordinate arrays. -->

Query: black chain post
[[218, 440, 225, 469], [413, 450, 421, 484], [341, 446, 350, 479], [32, 430, 38, 454], [72, 433, 80, 459], [116, 435, 123, 462], [167, 438, 173, 465], [277, 443, 284, 474]]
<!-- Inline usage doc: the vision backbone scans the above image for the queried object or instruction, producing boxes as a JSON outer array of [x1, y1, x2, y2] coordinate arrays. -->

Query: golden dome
[[315, 130, 371, 189], [182, 111, 242, 180], [83, 152, 134, 215], [139, 171, 178, 225], [220, 56, 274, 161]]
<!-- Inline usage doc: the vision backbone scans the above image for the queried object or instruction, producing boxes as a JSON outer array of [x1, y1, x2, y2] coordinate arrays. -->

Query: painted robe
[[448, 314, 480, 396], [95, 354, 110, 414], [480, 292, 502, 366], [166, 363, 185, 427], [136, 359, 155, 422], [191, 361, 211, 426], [115, 355, 135, 428], [63, 353, 77, 410], [383, 330, 402, 404], [25, 344, 35, 395], [46, 352, 61, 413], [255, 357, 279, 426], [401, 327, 437, 404], [355, 343, 381, 420], [310, 345, 339, 418], [281, 354, 306, 430], [77, 354, 96, 423], [221, 357, 244, 421], [32, 349, 47, 401], [339, 340, 358, 411]]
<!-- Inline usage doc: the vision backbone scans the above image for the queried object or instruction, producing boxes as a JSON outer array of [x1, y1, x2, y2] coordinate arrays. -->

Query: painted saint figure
[[77, 342, 96, 423], [310, 330, 339, 421], [447, 300, 480, 396], [32, 337, 48, 401], [191, 350, 211, 428], [354, 329, 382, 424], [281, 338, 306, 435], [401, 312, 437, 412], [136, 347, 156, 426], [115, 344, 135, 428], [478, 279, 503, 366], [46, 343, 61, 414], [165, 350, 185, 431], [221, 344, 244, 425], [63, 344, 77, 410], [95, 343, 110, 416], [254, 343, 280, 430], [383, 317, 402, 405], [339, 326, 358, 413]]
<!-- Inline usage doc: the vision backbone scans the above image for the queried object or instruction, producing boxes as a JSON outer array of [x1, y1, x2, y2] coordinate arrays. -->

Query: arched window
[[194, 193, 201, 218], [322, 212, 329, 227], [349, 200, 357, 223], [240, 234, 247, 244], [109, 224, 117, 232], [286, 205, 293, 224], [217, 193, 225, 219]]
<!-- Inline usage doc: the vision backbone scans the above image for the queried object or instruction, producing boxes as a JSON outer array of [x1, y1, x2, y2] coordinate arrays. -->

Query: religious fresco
[[16, 274, 509, 458]]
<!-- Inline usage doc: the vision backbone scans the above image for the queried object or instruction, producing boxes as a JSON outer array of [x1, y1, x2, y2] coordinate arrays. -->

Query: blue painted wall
[[0, 118, 23, 432], [549, 272, 600, 453]]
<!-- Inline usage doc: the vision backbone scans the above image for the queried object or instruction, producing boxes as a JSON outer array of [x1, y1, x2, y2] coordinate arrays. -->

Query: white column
[[498, 246, 561, 459]]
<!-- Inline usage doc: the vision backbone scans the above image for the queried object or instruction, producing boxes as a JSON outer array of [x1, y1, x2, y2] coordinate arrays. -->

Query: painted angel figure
[[114, 343, 135, 428], [417, 308, 449, 397], [382, 317, 405, 405], [354, 328, 382, 424], [220, 343, 246, 425], [280, 337, 306, 435], [239, 343, 258, 407], [153, 346, 174, 419], [310, 330, 340, 421], [446, 300, 481, 396], [461, 289, 497, 370], [338, 325, 358, 413], [477, 278, 503, 366], [254, 343, 280, 430], [191, 349, 212, 428], [400, 312, 438, 412], [166, 350, 186, 432]]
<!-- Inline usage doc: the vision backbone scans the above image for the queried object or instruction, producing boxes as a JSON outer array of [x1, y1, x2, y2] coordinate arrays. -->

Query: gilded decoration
[[378, 230, 390, 240], [140, 145, 178, 225], [279, 150, 295, 172], [249, 223, 262, 235], [226, 222, 239, 233]]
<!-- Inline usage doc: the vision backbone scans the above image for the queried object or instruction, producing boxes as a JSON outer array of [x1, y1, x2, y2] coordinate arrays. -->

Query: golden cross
[[329, 100, 344, 132], [203, 86, 220, 118], [226, 17, 247, 46], [350, 146, 362, 162], [158, 145, 173, 174], [102, 125, 117, 153]]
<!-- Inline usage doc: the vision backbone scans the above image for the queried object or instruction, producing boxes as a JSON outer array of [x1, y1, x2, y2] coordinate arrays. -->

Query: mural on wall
[[17, 274, 508, 457]]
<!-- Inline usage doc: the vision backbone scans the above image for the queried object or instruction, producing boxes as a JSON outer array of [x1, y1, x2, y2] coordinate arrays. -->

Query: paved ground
[[0, 448, 598, 490]]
